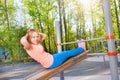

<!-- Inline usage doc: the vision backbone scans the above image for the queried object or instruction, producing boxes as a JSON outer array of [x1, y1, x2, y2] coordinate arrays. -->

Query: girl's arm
[[20, 34, 31, 50], [39, 33, 46, 42]]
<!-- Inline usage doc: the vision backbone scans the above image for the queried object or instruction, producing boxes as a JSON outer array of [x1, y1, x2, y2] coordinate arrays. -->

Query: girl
[[20, 29, 85, 69]]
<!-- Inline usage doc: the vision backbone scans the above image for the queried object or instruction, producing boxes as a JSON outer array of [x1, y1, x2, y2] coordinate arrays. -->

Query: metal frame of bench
[[23, 50, 90, 80]]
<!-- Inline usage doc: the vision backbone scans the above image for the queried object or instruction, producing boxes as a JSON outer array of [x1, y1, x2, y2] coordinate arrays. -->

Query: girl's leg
[[66, 47, 85, 56], [49, 47, 84, 69]]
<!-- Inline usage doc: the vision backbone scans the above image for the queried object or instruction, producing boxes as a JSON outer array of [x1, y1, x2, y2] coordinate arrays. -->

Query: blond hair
[[27, 29, 41, 43]]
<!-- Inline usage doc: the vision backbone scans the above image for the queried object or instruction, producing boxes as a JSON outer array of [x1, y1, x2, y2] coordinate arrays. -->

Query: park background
[[0, 0, 120, 65]]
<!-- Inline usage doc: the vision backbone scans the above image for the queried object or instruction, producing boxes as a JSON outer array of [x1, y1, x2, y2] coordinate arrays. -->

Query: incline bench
[[23, 50, 90, 80]]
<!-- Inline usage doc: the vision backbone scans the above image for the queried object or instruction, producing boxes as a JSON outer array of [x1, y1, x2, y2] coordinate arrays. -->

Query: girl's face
[[30, 32, 41, 44]]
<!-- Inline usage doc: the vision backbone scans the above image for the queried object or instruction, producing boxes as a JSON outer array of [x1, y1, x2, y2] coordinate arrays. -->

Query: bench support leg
[[60, 72, 64, 80]]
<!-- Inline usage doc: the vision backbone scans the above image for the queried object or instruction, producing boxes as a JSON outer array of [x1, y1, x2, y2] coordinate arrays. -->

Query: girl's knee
[[77, 47, 85, 52]]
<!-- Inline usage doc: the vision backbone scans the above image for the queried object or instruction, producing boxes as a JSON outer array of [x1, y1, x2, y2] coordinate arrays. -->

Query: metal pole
[[61, 37, 104, 45], [101, 40, 106, 65], [89, 29, 93, 51], [103, 0, 119, 80], [55, 21, 64, 80]]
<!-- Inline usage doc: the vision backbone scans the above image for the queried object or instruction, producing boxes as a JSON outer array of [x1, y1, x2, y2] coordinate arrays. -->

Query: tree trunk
[[58, 0, 63, 47], [4, 0, 10, 28], [62, 0, 68, 50], [114, 0, 120, 45]]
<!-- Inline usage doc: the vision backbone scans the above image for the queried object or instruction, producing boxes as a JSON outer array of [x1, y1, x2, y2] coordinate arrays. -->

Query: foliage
[[116, 47, 120, 52], [0, 0, 119, 63]]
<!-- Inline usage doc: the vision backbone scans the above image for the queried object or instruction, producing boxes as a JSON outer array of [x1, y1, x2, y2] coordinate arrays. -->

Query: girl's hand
[[39, 33, 46, 42]]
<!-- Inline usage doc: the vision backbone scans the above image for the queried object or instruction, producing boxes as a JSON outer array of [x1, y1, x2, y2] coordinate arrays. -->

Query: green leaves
[[0, 0, 120, 62]]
